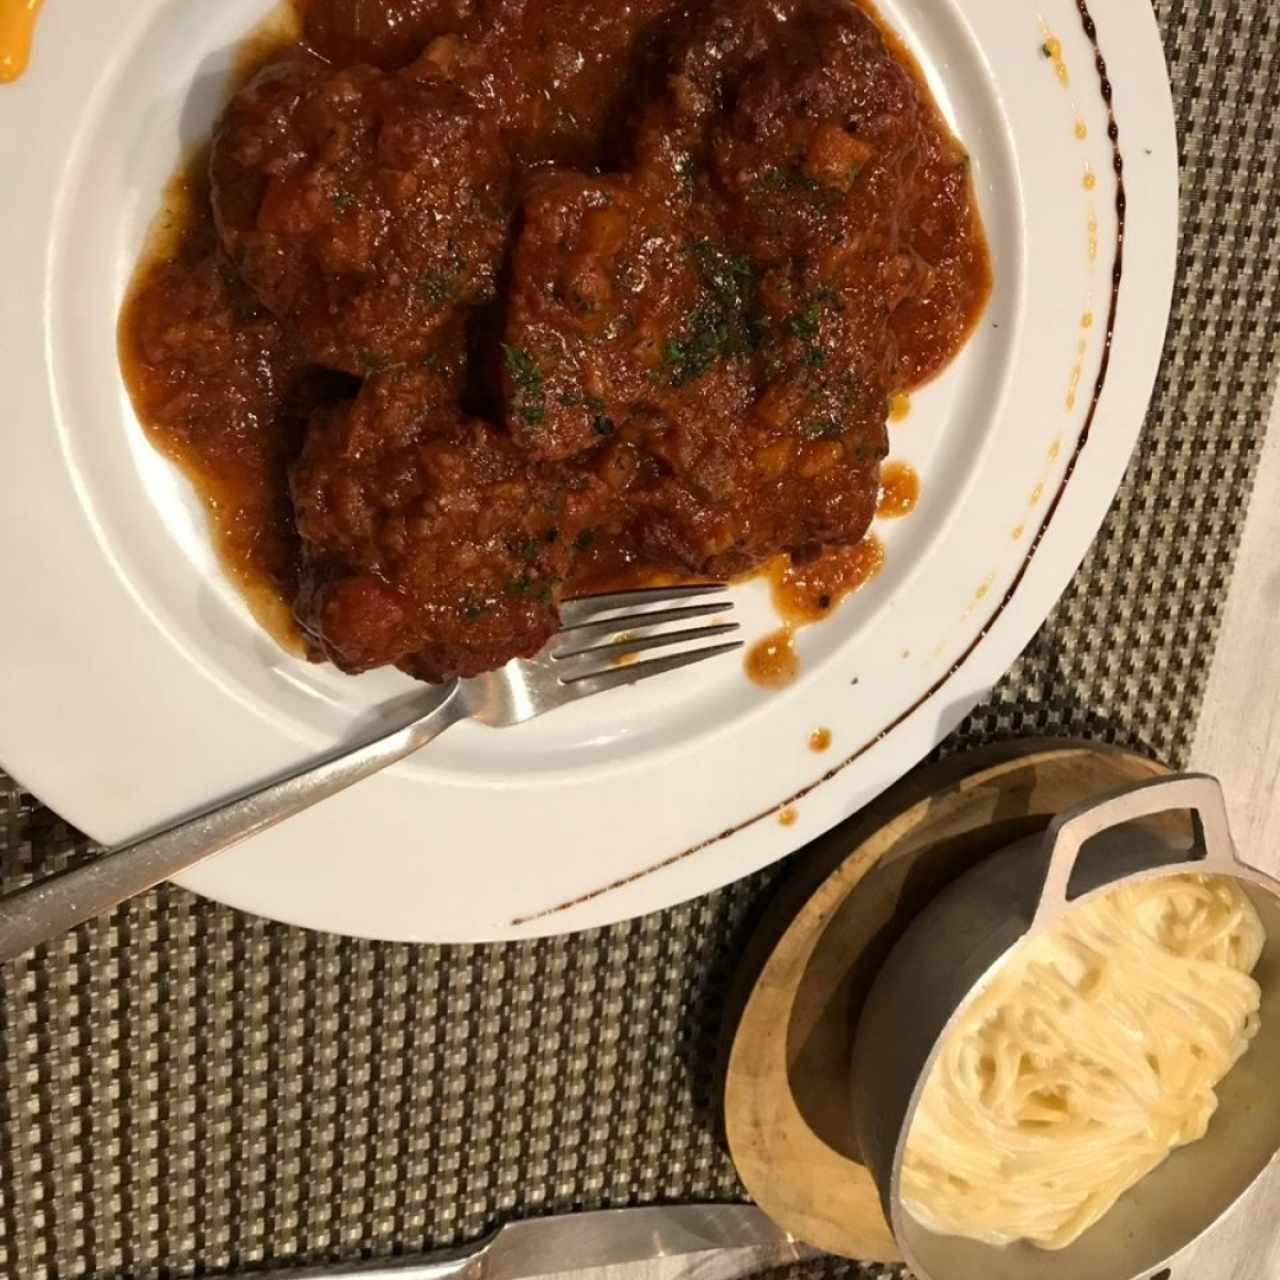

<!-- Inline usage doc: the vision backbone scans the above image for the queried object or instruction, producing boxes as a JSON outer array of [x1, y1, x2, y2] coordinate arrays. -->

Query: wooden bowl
[[720, 741, 1170, 1261]]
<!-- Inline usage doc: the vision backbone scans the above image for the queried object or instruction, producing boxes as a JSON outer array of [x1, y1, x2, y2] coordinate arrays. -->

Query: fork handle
[[0, 686, 467, 962]]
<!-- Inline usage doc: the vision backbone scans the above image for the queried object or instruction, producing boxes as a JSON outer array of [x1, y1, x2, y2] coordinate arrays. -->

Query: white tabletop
[[1176, 387, 1280, 1278]]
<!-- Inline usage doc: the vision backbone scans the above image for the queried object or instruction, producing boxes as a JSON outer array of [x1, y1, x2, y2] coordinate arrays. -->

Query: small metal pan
[[851, 773, 1280, 1280]]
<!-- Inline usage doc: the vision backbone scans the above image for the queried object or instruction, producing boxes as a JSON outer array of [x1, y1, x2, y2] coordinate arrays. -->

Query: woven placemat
[[3, 2, 1279, 1277]]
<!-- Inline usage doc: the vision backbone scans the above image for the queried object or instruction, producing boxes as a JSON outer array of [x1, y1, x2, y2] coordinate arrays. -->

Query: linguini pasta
[[901, 874, 1265, 1250]]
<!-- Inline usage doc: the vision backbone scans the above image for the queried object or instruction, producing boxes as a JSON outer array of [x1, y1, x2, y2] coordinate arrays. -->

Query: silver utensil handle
[[1032, 772, 1238, 930], [0, 686, 467, 962], [248, 1246, 482, 1280]]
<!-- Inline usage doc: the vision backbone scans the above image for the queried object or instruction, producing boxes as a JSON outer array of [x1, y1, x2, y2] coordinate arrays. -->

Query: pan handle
[[1031, 773, 1240, 931]]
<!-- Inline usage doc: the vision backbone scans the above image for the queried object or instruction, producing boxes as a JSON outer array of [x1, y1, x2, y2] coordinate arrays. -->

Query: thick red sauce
[[119, 0, 990, 682]]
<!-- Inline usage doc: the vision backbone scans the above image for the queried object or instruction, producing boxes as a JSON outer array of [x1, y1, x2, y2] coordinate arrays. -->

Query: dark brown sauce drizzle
[[513, 0, 1128, 926]]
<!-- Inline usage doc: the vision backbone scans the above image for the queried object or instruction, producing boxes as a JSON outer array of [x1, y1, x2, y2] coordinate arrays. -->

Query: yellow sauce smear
[[1087, 205, 1099, 264], [0, 0, 44, 83], [1074, 119, 1088, 140], [888, 391, 912, 422], [877, 460, 920, 518], [809, 727, 832, 753], [1041, 32, 1069, 87], [778, 805, 798, 827], [1083, 167, 1097, 190], [744, 536, 886, 689]]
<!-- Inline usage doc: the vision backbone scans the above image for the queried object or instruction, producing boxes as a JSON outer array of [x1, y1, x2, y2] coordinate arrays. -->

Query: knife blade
[[249, 1205, 819, 1280]]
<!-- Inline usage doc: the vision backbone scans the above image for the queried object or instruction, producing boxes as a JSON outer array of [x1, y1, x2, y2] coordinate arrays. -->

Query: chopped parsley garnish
[[787, 303, 822, 342], [675, 152, 701, 191], [417, 273, 462, 307], [782, 289, 844, 370], [756, 165, 843, 207], [505, 575, 555, 605], [502, 345, 546, 425], [462, 597, 494, 620], [356, 350, 406, 377], [330, 191, 357, 212], [803, 417, 844, 439], [659, 242, 759, 387]]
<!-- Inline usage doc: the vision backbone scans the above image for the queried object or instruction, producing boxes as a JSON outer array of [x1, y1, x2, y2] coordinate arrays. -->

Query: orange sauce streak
[[761, 536, 885, 625], [0, 0, 44, 83], [809, 727, 832, 752], [744, 536, 885, 689], [1040, 32, 1069, 87], [888, 391, 912, 422], [877, 460, 920, 518], [778, 805, 798, 827]]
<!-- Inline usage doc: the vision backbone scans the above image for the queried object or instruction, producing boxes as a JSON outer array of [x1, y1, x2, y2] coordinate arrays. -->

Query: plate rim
[[0, 0, 1179, 940]]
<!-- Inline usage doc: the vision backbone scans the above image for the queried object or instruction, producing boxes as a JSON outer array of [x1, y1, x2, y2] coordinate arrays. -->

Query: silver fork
[[0, 584, 739, 962]]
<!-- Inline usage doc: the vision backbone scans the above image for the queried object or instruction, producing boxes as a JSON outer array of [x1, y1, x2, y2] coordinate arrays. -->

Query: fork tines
[[552, 584, 741, 694]]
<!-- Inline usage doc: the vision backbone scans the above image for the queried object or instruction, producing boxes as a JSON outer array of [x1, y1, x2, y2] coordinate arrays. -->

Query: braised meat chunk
[[210, 56, 511, 376], [122, 0, 992, 684], [292, 365, 604, 681], [502, 171, 741, 459]]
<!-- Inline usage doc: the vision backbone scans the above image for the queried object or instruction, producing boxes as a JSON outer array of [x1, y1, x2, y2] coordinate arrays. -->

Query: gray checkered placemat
[[2, 1, 1279, 1277]]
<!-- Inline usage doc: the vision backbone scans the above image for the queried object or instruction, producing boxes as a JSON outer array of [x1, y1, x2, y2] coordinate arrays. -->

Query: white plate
[[0, 0, 1176, 941]]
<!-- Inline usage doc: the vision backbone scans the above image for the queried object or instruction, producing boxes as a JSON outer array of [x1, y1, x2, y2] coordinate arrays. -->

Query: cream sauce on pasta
[[902, 874, 1265, 1250]]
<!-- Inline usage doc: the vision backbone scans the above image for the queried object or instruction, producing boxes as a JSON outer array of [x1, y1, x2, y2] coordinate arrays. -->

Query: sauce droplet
[[778, 806, 798, 827], [1030, 481, 1045, 506], [1087, 206, 1099, 264], [1083, 168, 1097, 190], [1040, 32, 1070, 87], [877, 460, 920, 518], [1074, 119, 1088, 140], [1081, 311, 1094, 329], [1011, 522, 1025, 541], [746, 627, 799, 688], [809, 727, 832, 753], [0, 0, 44, 83], [609, 632, 641, 666], [1066, 357, 1083, 411], [888, 391, 912, 421]]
